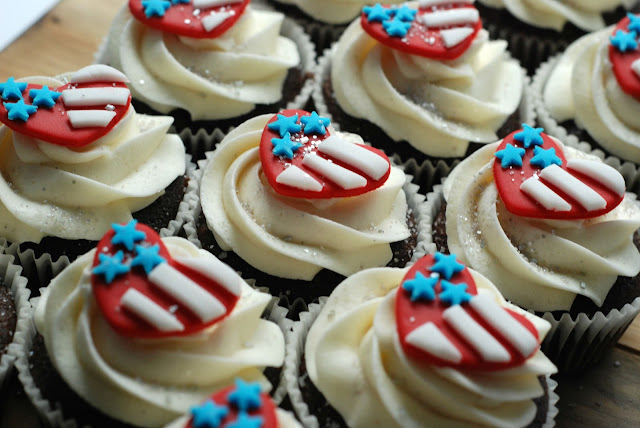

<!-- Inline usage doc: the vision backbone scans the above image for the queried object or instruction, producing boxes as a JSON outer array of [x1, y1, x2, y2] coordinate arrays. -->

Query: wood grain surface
[[0, 0, 638, 426]]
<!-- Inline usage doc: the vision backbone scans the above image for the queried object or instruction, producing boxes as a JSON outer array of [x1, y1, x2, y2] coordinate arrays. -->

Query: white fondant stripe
[[174, 256, 242, 297], [419, 8, 479, 27], [67, 110, 116, 128], [148, 263, 227, 322], [202, 11, 233, 32], [406, 322, 462, 363], [443, 305, 511, 363], [61, 87, 130, 107], [317, 136, 389, 180], [120, 288, 184, 332], [276, 165, 323, 192], [70, 64, 129, 84], [567, 159, 626, 197], [539, 164, 607, 211], [193, 0, 242, 8], [419, 0, 474, 7], [440, 27, 475, 48], [469, 292, 538, 358], [520, 177, 571, 212], [632, 58, 640, 81], [302, 153, 367, 190]]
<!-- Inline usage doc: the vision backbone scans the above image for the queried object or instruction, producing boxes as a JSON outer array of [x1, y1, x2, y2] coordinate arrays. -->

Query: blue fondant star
[[228, 379, 262, 412], [529, 145, 562, 169], [29, 86, 61, 108], [383, 17, 412, 37], [190, 400, 229, 428], [628, 13, 640, 33], [267, 113, 301, 138], [3, 99, 37, 122], [0, 77, 27, 100], [393, 5, 417, 22], [141, 0, 171, 18], [171, 0, 190, 3], [92, 251, 130, 284], [402, 271, 438, 302], [513, 124, 544, 149], [610, 29, 638, 53], [439, 280, 472, 306], [494, 143, 525, 168], [131, 245, 166, 275], [430, 252, 465, 280], [111, 220, 146, 251], [300, 111, 331, 135], [363, 4, 393, 23], [227, 413, 264, 428], [271, 133, 302, 159]]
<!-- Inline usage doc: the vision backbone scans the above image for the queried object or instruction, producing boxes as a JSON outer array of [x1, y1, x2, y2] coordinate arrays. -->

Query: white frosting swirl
[[272, 0, 404, 24], [306, 266, 557, 428], [543, 26, 640, 163], [478, 0, 636, 31], [199, 114, 411, 280], [443, 142, 640, 312], [0, 75, 185, 244], [331, 5, 524, 158], [34, 237, 285, 427], [105, 5, 300, 120]]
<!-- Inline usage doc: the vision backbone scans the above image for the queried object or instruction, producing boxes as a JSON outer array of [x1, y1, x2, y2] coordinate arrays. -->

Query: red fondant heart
[[493, 130, 625, 220], [360, 2, 482, 60], [396, 254, 540, 371], [186, 382, 277, 428], [129, 0, 249, 39], [0, 80, 131, 148], [609, 14, 640, 101], [259, 109, 391, 199], [91, 222, 241, 339]]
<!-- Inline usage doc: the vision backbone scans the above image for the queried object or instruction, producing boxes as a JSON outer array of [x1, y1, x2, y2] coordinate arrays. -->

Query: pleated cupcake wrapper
[[0, 154, 197, 296], [532, 55, 640, 193], [312, 45, 536, 161], [283, 299, 559, 428], [0, 253, 31, 389], [426, 182, 640, 373], [14, 289, 292, 427]]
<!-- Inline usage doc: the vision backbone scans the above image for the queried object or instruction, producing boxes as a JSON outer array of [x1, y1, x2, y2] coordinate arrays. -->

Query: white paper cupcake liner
[[284, 298, 559, 428], [532, 54, 640, 190], [0, 253, 31, 390]]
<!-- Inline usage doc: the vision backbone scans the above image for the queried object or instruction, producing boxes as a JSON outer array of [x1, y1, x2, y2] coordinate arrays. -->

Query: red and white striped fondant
[[609, 13, 640, 100]]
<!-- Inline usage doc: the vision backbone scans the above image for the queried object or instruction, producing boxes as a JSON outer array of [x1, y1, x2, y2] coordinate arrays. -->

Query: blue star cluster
[[268, 111, 331, 159], [189, 379, 266, 428], [0, 78, 60, 123], [363, 3, 416, 38]]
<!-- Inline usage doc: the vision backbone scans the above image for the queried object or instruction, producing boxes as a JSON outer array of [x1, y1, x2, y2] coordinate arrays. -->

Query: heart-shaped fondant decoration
[[0, 65, 131, 148], [129, 0, 250, 39], [360, 2, 482, 60], [186, 379, 277, 428], [396, 253, 540, 371], [493, 126, 626, 220], [91, 220, 242, 339], [259, 109, 391, 199], [609, 13, 640, 101]]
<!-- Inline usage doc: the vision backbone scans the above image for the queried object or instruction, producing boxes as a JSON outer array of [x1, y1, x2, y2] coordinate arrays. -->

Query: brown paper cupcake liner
[[283, 299, 559, 428]]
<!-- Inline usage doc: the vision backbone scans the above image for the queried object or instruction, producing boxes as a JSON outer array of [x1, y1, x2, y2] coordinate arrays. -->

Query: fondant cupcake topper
[[493, 125, 625, 220], [129, 0, 250, 39], [259, 109, 392, 199], [186, 379, 277, 428], [609, 13, 640, 101], [396, 253, 540, 371], [360, 1, 482, 60], [91, 220, 242, 338], [0, 64, 131, 147]]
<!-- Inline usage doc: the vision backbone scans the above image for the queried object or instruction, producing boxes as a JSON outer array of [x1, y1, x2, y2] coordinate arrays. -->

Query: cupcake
[[192, 109, 429, 301], [476, 0, 639, 73], [534, 13, 640, 165], [285, 253, 558, 427], [433, 125, 640, 371], [0, 64, 188, 284], [16, 221, 285, 427], [315, 1, 530, 163], [101, 0, 315, 133], [165, 379, 301, 428]]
